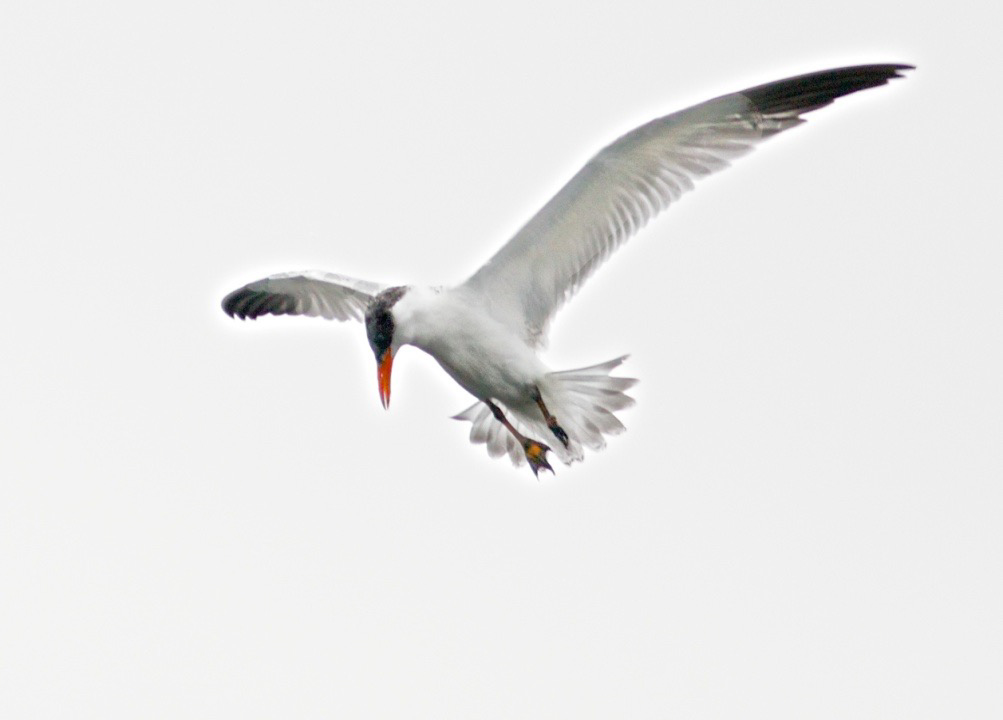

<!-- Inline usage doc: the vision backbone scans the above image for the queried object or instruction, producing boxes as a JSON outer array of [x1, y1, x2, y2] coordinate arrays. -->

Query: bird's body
[[393, 285, 543, 407], [370, 282, 632, 467], [223, 63, 912, 475]]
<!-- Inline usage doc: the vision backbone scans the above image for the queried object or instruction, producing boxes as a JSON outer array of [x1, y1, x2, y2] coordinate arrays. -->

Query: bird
[[222, 63, 912, 477]]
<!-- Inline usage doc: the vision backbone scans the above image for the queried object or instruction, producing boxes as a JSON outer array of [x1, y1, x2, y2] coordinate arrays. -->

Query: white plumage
[[223, 64, 911, 476]]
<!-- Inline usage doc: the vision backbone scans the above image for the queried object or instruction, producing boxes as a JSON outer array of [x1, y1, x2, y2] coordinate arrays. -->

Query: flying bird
[[223, 63, 912, 476]]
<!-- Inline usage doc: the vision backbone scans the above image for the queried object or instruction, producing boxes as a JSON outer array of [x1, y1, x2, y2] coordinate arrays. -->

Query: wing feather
[[222, 270, 386, 322], [462, 64, 912, 345]]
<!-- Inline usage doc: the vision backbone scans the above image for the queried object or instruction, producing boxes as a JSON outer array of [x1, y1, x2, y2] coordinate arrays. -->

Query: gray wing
[[462, 64, 913, 345], [222, 270, 386, 321]]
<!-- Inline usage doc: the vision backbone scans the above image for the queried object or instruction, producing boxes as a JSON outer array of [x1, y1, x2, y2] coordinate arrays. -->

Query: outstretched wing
[[462, 64, 912, 345], [222, 270, 386, 321]]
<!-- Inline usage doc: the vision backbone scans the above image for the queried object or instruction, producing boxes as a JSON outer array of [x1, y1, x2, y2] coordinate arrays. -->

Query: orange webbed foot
[[523, 439, 553, 478]]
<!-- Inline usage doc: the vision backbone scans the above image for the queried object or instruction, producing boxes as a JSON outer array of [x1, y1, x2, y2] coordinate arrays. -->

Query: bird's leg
[[485, 400, 553, 477], [532, 388, 570, 449]]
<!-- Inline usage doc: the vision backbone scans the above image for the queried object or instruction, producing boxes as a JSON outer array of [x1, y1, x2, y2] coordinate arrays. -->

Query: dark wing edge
[[461, 63, 913, 344], [221, 271, 386, 322], [740, 63, 914, 123]]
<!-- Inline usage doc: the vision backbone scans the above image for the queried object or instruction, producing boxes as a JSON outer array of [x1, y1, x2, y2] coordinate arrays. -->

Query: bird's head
[[365, 286, 408, 409]]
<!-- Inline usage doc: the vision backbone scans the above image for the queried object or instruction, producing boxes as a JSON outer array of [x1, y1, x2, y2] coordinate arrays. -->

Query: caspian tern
[[223, 63, 912, 476]]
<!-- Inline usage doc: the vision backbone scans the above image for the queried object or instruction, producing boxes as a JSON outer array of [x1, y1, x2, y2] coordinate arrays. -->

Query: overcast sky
[[2, 1, 1000, 718]]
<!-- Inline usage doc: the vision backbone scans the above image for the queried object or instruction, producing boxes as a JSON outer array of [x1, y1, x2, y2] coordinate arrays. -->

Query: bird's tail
[[452, 356, 637, 468]]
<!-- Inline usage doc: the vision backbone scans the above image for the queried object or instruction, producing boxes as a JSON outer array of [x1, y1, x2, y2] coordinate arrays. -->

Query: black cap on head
[[365, 286, 406, 358]]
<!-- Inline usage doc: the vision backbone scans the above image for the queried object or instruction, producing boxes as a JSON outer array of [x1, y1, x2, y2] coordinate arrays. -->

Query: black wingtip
[[221, 293, 238, 319], [223, 286, 302, 320], [221, 293, 236, 318], [222, 287, 266, 320], [222, 288, 249, 319], [740, 63, 914, 117]]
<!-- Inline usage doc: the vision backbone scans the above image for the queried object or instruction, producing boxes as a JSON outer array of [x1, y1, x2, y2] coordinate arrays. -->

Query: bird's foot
[[523, 439, 554, 478], [547, 420, 570, 448]]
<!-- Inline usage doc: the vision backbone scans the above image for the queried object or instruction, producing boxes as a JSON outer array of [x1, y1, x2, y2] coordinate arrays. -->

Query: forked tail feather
[[452, 355, 637, 468]]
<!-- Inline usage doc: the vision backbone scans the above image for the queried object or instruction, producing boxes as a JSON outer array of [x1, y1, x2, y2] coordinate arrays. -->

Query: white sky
[[2, 1, 1001, 718]]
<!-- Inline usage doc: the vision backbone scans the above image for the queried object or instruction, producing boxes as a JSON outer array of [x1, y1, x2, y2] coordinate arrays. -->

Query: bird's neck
[[390, 285, 446, 347]]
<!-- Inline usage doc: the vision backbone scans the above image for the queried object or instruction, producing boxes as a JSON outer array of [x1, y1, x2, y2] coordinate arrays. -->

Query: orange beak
[[377, 349, 394, 409]]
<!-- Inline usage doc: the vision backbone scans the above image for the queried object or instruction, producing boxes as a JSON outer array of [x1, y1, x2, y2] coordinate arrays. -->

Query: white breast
[[393, 286, 546, 405]]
